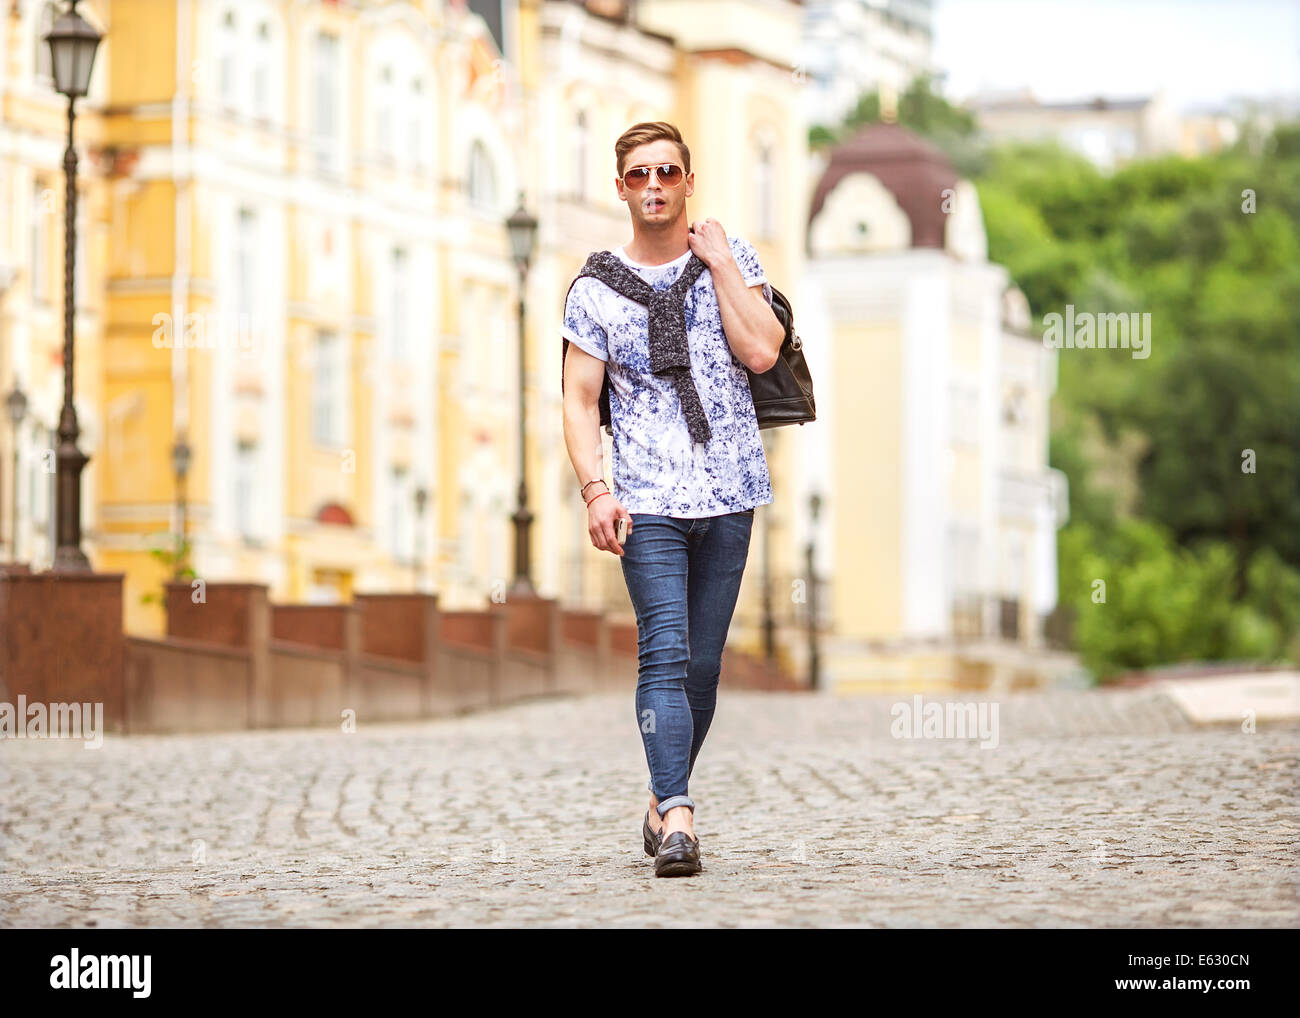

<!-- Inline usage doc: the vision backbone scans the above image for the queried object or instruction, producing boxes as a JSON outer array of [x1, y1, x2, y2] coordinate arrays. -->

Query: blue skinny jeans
[[618, 508, 756, 820]]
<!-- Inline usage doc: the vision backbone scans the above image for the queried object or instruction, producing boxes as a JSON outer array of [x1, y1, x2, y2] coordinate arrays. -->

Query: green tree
[[140, 535, 195, 607]]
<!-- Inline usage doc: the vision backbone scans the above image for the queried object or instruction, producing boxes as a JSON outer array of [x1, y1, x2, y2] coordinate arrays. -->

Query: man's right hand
[[587, 489, 632, 557]]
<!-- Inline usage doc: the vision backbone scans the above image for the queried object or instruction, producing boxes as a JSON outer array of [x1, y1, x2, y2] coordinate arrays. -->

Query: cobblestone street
[[2, 687, 1297, 928]]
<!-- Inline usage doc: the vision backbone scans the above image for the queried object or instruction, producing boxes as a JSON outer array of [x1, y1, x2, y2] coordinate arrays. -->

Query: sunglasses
[[621, 163, 685, 190]]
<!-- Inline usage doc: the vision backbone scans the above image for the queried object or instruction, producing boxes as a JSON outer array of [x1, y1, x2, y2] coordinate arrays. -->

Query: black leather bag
[[748, 283, 816, 430], [567, 272, 816, 435]]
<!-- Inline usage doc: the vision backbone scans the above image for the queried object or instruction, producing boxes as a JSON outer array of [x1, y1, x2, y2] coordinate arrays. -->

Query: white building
[[798, 122, 1074, 692]]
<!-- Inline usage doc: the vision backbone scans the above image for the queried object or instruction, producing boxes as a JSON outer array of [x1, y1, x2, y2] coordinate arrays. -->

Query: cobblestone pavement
[[2, 687, 1297, 928]]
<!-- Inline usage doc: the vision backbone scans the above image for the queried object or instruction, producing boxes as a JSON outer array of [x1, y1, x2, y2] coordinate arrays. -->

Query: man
[[560, 121, 784, 877]]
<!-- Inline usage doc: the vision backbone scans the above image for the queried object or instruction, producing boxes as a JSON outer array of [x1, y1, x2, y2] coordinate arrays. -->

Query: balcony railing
[[952, 592, 1024, 642]]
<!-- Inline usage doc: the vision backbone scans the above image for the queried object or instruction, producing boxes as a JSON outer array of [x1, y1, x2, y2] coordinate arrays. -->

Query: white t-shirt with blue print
[[563, 234, 775, 519]]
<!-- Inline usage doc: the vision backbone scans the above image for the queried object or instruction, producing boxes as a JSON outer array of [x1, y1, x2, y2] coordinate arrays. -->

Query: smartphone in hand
[[615, 517, 628, 546]]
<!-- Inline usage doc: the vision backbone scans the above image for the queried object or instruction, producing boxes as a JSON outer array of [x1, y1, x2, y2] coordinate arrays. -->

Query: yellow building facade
[[0, 0, 810, 655]]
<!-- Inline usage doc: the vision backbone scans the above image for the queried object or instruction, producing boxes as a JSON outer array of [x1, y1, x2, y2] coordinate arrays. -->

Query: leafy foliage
[[983, 132, 1300, 678], [819, 77, 1300, 678], [140, 535, 195, 607]]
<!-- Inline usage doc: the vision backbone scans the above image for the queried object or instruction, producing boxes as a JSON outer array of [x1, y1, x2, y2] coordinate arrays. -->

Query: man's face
[[616, 140, 693, 229]]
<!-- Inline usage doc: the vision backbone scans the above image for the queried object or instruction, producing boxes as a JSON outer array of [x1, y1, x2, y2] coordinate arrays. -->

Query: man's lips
[[645, 198, 666, 210]]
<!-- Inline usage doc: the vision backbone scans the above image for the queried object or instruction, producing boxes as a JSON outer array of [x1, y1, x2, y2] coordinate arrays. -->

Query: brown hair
[[615, 121, 691, 178]]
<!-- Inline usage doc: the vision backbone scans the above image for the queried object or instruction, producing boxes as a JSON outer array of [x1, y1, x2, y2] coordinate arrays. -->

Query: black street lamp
[[6, 383, 28, 563], [760, 433, 775, 661], [46, 0, 101, 573], [806, 492, 822, 690], [413, 483, 428, 591], [171, 436, 191, 580], [505, 193, 538, 599]]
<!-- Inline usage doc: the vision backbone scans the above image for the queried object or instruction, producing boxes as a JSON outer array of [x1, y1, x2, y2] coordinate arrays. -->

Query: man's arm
[[563, 343, 626, 556], [562, 343, 607, 500], [561, 281, 629, 556], [690, 223, 783, 373]]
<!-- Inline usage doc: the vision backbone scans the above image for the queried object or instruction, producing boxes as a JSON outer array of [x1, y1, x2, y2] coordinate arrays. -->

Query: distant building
[[801, 0, 937, 131], [798, 122, 1073, 691], [1194, 94, 1300, 156], [967, 89, 1182, 169], [1178, 106, 1240, 158]]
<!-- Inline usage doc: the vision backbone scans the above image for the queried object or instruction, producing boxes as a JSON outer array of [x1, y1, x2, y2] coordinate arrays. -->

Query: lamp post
[[6, 383, 27, 563], [171, 436, 191, 580], [760, 432, 776, 662], [806, 492, 822, 691], [45, 0, 101, 573], [413, 483, 428, 591], [505, 194, 538, 599]]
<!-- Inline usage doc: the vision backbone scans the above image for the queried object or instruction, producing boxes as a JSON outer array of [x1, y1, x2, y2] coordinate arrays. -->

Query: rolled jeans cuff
[[655, 794, 695, 819]]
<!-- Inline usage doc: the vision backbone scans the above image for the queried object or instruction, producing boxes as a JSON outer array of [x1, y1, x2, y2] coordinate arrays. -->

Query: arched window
[[215, 8, 278, 121], [376, 64, 395, 158], [252, 20, 272, 117], [218, 9, 238, 109], [311, 29, 342, 173], [468, 139, 497, 210]]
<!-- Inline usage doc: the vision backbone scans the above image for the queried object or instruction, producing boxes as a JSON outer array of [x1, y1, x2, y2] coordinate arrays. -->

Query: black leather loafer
[[654, 830, 702, 877], [643, 810, 661, 857]]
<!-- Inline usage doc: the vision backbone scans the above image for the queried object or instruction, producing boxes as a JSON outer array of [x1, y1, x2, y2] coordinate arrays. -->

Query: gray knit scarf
[[568, 249, 713, 445]]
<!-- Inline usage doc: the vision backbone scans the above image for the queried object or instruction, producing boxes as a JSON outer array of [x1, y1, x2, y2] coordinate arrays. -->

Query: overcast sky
[[933, 0, 1300, 111]]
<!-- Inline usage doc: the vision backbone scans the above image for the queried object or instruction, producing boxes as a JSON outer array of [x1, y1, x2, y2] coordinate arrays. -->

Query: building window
[[755, 139, 776, 239], [30, 181, 48, 304], [235, 440, 257, 540], [252, 21, 271, 117], [572, 110, 588, 200], [312, 330, 343, 446], [311, 30, 341, 173], [999, 530, 1026, 603], [408, 77, 424, 166], [950, 382, 979, 446], [1001, 383, 1035, 466], [490, 291, 508, 397], [33, 2, 56, 85], [235, 207, 256, 321], [468, 139, 496, 210], [218, 9, 237, 109], [389, 246, 409, 360], [376, 64, 394, 158], [948, 522, 982, 638], [389, 466, 410, 562]]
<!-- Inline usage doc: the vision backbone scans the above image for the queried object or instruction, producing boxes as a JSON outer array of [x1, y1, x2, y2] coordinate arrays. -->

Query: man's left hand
[[687, 218, 732, 270]]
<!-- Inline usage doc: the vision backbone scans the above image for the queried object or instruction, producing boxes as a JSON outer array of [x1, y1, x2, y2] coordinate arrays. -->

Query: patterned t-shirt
[[563, 234, 775, 518]]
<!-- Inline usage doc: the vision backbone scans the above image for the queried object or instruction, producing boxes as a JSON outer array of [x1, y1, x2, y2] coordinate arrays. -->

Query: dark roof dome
[[808, 123, 959, 249]]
